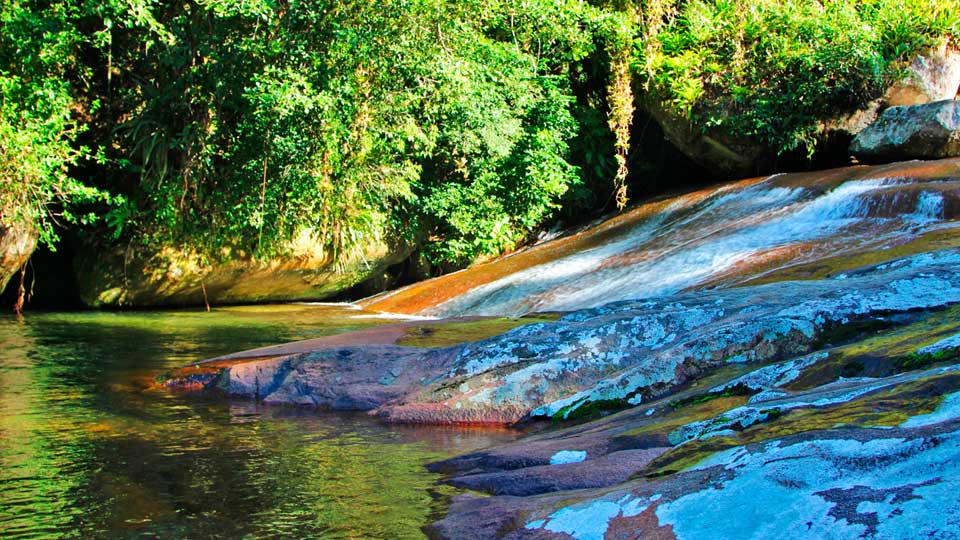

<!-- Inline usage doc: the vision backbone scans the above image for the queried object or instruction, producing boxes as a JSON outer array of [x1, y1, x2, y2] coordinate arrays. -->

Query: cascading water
[[365, 159, 960, 318]]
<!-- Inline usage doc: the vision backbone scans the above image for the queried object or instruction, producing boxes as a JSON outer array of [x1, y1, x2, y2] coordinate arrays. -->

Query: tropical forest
[[2, 0, 960, 538]]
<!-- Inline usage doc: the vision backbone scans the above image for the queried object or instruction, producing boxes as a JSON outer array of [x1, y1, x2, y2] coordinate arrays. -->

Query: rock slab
[[167, 248, 960, 427]]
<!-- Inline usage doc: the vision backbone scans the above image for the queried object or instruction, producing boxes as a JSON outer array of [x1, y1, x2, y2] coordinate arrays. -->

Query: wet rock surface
[[160, 158, 960, 539], [428, 363, 960, 539], [365, 158, 960, 318]]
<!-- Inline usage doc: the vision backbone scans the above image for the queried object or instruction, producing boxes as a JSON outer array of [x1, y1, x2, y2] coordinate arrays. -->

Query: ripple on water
[[0, 305, 525, 540]]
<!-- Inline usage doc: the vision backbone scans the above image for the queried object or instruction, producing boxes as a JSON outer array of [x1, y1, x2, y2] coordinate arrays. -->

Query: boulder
[[75, 231, 411, 308], [851, 99, 960, 163], [0, 217, 38, 293], [885, 43, 960, 106], [641, 96, 761, 178]]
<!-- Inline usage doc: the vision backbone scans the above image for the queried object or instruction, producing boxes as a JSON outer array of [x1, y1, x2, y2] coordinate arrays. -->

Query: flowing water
[[364, 159, 960, 317], [0, 305, 522, 540]]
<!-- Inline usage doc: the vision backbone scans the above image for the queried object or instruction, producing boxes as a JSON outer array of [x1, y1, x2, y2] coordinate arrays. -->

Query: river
[[0, 304, 522, 539]]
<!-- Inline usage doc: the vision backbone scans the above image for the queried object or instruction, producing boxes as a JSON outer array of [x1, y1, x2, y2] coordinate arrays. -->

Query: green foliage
[[0, 2, 108, 246], [89, 0, 598, 265], [895, 347, 959, 373], [642, 0, 959, 156], [4, 0, 958, 280], [668, 384, 751, 410], [422, 73, 580, 263]]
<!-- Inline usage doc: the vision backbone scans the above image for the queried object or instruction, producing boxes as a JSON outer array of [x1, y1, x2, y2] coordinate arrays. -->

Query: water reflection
[[0, 306, 522, 539]]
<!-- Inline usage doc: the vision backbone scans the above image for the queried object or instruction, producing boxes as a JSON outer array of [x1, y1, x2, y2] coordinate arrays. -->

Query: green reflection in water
[[0, 305, 521, 539]]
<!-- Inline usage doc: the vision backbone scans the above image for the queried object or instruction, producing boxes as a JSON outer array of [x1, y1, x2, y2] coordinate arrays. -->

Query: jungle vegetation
[[1, 0, 957, 270]]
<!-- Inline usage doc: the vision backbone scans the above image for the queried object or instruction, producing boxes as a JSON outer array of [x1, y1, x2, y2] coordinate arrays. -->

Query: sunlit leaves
[[643, 0, 958, 156]]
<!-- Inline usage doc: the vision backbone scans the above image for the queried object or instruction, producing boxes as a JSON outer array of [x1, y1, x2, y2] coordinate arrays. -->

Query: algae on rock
[[75, 232, 411, 308]]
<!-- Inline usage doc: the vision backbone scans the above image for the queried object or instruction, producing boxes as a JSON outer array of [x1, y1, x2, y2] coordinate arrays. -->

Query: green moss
[[811, 318, 896, 350], [668, 385, 752, 410], [640, 371, 960, 479], [395, 317, 554, 349], [895, 348, 960, 373], [741, 228, 960, 287], [551, 397, 634, 422], [788, 306, 960, 391], [614, 396, 750, 440]]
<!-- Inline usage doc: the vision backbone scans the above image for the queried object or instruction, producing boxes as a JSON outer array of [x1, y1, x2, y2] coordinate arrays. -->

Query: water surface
[[0, 305, 522, 539]]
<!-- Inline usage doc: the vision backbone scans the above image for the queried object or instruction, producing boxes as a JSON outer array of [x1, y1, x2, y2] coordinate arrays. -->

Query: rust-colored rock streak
[[363, 159, 960, 318]]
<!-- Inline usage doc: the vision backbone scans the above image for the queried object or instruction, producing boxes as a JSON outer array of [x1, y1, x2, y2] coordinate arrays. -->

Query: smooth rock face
[[0, 217, 38, 292], [374, 249, 960, 424], [852, 100, 960, 163], [366, 159, 960, 318], [222, 345, 451, 410], [642, 96, 760, 178], [514, 426, 960, 540], [75, 232, 409, 307], [169, 248, 960, 428], [885, 44, 960, 107]]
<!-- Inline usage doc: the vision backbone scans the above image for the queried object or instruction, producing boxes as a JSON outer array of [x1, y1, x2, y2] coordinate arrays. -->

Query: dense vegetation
[[646, 0, 959, 155], [1, 0, 957, 280]]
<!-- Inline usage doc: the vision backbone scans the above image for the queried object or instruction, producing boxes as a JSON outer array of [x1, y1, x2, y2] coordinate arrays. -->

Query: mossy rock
[[74, 234, 412, 308]]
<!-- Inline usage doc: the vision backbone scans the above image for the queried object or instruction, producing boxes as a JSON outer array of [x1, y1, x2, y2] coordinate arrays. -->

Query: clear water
[[0, 305, 522, 539]]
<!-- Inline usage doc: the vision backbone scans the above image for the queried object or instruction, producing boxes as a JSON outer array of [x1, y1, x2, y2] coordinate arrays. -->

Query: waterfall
[[423, 174, 955, 317]]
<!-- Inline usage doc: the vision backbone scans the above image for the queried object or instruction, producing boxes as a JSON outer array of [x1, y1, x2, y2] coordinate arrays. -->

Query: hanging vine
[[606, 23, 635, 210]]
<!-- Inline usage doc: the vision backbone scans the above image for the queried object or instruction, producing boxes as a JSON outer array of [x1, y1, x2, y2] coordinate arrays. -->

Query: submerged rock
[[852, 100, 960, 163]]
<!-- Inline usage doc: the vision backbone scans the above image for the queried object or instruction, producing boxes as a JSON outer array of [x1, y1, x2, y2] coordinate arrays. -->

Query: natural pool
[[0, 304, 523, 539]]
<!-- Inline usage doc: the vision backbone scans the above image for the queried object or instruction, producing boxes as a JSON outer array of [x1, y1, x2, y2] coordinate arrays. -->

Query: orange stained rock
[[873, 158, 960, 180], [361, 178, 766, 315], [768, 158, 960, 189], [363, 159, 960, 316], [157, 316, 498, 390], [693, 240, 825, 290], [738, 224, 960, 287], [604, 502, 678, 540]]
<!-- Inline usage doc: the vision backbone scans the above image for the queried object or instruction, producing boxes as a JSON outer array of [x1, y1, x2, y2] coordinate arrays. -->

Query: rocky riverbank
[[161, 157, 960, 538]]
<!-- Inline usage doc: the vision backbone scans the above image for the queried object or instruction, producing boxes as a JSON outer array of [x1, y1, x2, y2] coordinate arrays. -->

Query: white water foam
[[429, 177, 944, 317]]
